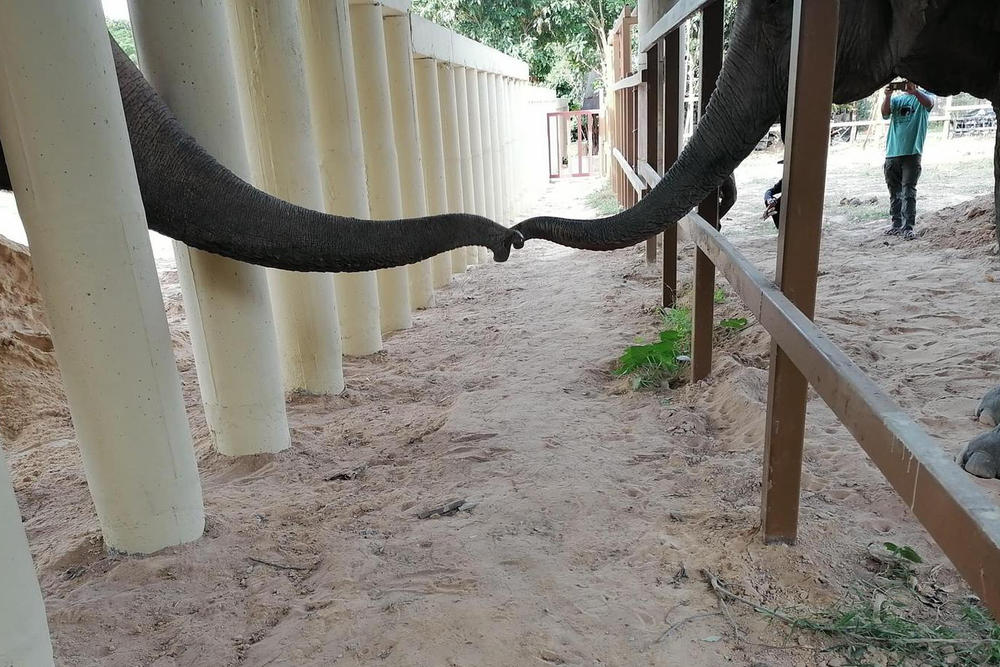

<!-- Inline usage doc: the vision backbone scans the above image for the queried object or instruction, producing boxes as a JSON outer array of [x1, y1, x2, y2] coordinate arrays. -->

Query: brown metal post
[[622, 12, 635, 207], [643, 39, 659, 263], [690, 0, 723, 382], [761, 0, 840, 544], [628, 86, 640, 206], [661, 29, 683, 308]]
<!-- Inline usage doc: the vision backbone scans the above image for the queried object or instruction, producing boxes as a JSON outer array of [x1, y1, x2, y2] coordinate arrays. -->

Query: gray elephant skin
[[512, 0, 1000, 478], [0, 39, 523, 272]]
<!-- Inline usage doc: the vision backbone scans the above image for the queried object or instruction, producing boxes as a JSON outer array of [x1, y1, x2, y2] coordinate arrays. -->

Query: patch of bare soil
[[920, 194, 997, 252], [3, 170, 999, 665]]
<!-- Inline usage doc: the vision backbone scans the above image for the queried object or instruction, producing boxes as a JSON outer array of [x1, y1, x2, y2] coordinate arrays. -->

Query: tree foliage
[[107, 18, 137, 63], [412, 0, 627, 100]]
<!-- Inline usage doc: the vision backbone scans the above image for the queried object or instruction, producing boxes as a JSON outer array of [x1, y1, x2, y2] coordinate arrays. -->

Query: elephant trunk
[[110, 41, 520, 272], [513, 15, 782, 250]]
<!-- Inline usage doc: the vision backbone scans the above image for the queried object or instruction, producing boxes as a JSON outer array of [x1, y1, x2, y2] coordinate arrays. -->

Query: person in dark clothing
[[763, 179, 782, 229]]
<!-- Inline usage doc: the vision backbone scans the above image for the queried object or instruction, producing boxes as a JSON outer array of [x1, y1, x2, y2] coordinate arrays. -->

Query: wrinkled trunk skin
[[0, 38, 521, 272], [513, 3, 783, 250]]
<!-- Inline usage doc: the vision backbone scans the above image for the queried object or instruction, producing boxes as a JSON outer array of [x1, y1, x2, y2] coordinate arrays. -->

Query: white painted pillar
[[487, 73, 507, 227], [502, 78, 518, 218], [229, 0, 345, 395], [477, 70, 497, 263], [437, 63, 468, 274], [0, 0, 204, 553], [129, 0, 290, 457], [298, 0, 383, 356], [413, 58, 453, 288], [497, 77, 511, 219], [0, 454, 53, 666], [453, 67, 477, 272], [384, 14, 435, 310], [466, 69, 489, 265], [350, 2, 412, 332]]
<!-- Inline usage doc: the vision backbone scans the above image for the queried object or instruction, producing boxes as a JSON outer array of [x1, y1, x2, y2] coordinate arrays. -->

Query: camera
[[887, 80, 909, 91]]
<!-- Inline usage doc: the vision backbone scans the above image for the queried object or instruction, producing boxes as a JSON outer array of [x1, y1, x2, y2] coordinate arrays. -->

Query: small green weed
[[584, 185, 623, 216], [718, 317, 748, 330], [660, 307, 692, 354], [615, 330, 685, 390], [615, 308, 692, 389], [714, 286, 727, 304], [704, 542, 1000, 667]]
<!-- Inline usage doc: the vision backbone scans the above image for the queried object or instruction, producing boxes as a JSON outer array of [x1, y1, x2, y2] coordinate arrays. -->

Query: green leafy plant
[[713, 286, 727, 304], [660, 307, 692, 354], [615, 330, 684, 389]]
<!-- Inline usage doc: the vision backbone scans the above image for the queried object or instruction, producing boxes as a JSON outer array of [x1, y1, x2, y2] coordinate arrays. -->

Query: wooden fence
[[606, 0, 1000, 616]]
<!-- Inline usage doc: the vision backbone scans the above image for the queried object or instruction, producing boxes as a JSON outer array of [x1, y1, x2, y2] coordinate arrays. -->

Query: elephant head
[[0, 39, 523, 273], [511, 0, 997, 250]]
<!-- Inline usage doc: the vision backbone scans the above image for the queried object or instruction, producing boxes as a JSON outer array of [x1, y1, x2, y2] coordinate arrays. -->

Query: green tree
[[106, 18, 136, 63], [412, 0, 626, 103]]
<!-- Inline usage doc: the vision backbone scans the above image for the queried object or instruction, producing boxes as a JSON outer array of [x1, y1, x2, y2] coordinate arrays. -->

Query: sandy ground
[[2, 136, 999, 666]]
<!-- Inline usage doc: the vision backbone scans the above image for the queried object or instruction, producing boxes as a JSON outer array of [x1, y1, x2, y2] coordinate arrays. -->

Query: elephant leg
[[994, 100, 999, 252], [961, 426, 1000, 479], [976, 385, 1000, 427]]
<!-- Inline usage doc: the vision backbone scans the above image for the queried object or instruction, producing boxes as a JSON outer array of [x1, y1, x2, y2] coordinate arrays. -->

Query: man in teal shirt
[[881, 81, 935, 240]]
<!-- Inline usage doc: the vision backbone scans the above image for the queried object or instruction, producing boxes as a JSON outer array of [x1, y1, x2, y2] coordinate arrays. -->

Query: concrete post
[[453, 67, 478, 271], [413, 58, 454, 288], [499, 78, 515, 219], [229, 0, 345, 395], [384, 14, 435, 310], [487, 73, 508, 227], [298, 0, 383, 356], [350, 2, 412, 332], [0, 453, 53, 666], [0, 0, 204, 553], [466, 70, 489, 265], [129, 0, 290, 457], [477, 71, 497, 263], [437, 63, 468, 274]]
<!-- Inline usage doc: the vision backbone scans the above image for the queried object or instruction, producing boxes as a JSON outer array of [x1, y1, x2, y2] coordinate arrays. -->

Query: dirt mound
[[920, 194, 996, 252], [0, 236, 70, 450]]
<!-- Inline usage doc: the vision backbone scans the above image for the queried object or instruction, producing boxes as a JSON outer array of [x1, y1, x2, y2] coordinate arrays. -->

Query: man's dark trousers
[[884, 154, 921, 231]]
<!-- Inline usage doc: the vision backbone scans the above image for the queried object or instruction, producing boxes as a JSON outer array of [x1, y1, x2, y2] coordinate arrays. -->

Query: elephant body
[[0, 38, 522, 272]]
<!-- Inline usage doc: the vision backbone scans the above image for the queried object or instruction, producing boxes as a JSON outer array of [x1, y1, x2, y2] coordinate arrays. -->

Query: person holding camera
[[881, 80, 935, 240]]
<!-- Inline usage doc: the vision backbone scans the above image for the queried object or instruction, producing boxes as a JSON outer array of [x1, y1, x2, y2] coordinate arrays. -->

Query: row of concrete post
[[0, 0, 547, 663]]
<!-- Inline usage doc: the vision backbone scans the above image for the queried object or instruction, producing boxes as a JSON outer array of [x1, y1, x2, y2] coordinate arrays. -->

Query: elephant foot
[[975, 385, 1000, 426], [960, 427, 1000, 479]]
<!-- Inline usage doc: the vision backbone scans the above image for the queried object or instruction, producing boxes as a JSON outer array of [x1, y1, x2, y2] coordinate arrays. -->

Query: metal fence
[[606, 0, 1000, 616]]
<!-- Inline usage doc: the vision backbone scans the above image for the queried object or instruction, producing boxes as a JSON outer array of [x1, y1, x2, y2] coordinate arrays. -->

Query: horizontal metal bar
[[546, 110, 599, 118], [611, 72, 643, 91], [612, 148, 647, 194], [681, 211, 1000, 615], [640, 0, 709, 52], [638, 160, 661, 188]]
